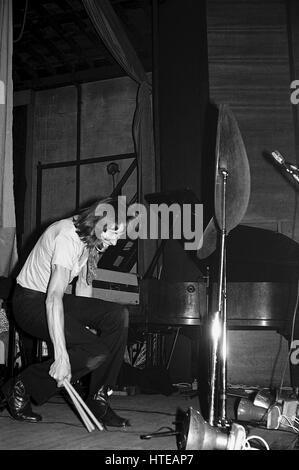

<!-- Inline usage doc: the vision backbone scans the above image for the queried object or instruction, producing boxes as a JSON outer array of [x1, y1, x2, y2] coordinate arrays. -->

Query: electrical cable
[[280, 414, 299, 433], [140, 426, 177, 440], [111, 407, 174, 416], [243, 435, 270, 451], [0, 414, 139, 434], [14, 0, 29, 44], [0, 414, 83, 428]]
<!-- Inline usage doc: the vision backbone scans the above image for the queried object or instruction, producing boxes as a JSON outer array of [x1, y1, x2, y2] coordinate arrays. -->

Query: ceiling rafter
[[32, 3, 94, 69], [27, 23, 75, 73], [59, 0, 108, 52]]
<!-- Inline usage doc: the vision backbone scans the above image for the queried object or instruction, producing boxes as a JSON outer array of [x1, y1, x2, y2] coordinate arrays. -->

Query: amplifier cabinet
[[92, 269, 139, 305]]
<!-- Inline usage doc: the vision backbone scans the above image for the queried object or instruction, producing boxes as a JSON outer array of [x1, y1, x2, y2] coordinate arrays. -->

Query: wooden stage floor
[[0, 391, 298, 451], [0, 392, 197, 451]]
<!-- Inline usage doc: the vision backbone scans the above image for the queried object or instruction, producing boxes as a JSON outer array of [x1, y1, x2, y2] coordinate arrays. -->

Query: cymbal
[[197, 105, 250, 259], [197, 217, 217, 260], [215, 104, 250, 231]]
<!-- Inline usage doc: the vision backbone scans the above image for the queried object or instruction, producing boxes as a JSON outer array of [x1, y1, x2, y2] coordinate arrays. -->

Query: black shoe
[[86, 387, 130, 428], [1, 377, 42, 423]]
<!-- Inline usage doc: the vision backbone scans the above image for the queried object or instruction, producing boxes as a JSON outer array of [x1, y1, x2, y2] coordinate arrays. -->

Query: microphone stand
[[209, 168, 229, 427]]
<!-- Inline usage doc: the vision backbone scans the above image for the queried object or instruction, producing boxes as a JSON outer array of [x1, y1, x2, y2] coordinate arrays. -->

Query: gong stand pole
[[208, 168, 228, 427], [220, 249, 228, 426]]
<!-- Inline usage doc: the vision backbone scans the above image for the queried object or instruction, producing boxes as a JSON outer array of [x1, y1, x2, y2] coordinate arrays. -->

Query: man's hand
[[49, 354, 72, 387]]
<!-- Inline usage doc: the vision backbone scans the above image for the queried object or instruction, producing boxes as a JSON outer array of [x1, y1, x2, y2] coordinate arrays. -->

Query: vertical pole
[[220, 251, 228, 424], [208, 169, 228, 426], [152, 0, 161, 192], [75, 84, 82, 211], [285, 0, 299, 240], [36, 161, 42, 232]]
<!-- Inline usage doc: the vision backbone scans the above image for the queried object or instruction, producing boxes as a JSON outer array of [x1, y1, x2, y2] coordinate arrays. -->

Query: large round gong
[[198, 104, 251, 259]]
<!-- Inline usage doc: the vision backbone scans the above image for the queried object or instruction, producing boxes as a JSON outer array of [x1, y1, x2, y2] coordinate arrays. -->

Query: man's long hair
[[73, 196, 120, 248]]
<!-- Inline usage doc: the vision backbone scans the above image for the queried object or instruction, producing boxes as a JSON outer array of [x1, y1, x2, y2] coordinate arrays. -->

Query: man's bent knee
[[87, 353, 109, 371]]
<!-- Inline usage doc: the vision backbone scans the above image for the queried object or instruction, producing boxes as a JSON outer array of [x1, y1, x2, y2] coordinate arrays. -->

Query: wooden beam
[[13, 90, 32, 107], [13, 57, 152, 91], [13, 52, 39, 80], [17, 41, 57, 76]]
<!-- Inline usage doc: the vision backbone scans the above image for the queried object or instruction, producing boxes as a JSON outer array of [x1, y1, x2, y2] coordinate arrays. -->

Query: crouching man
[[1, 197, 131, 428]]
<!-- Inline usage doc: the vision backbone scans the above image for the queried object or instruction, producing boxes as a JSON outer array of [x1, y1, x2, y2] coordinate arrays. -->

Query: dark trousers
[[12, 285, 129, 405]]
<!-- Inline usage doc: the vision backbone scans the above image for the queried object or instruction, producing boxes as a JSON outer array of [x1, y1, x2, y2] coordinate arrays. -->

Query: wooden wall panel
[[41, 167, 76, 227], [28, 77, 138, 238], [30, 86, 77, 233], [33, 86, 77, 164], [210, 87, 290, 107], [209, 62, 290, 91], [289, 1, 299, 79], [79, 157, 136, 208], [209, 30, 288, 60], [80, 77, 137, 159], [208, 0, 286, 30], [235, 108, 295, 221]]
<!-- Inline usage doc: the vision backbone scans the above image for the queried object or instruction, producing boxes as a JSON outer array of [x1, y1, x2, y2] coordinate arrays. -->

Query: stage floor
[[0, 391, 197, 450], [0, 390, 298, 451]]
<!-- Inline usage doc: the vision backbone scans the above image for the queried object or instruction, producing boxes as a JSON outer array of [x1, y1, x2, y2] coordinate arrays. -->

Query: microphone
[[271, 150, 299, 173]]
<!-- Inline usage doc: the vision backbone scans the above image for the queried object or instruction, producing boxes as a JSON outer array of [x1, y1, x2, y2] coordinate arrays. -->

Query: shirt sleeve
[[51, 233, 77, 271]]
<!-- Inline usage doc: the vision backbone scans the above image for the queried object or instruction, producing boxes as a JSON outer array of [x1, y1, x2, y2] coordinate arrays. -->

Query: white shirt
[[17, 218, 89, 293]]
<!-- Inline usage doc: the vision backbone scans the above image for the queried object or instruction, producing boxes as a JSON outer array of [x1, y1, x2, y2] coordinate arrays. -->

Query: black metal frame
[[36, 152, 137, 231], [35, 82, 138, 231]]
